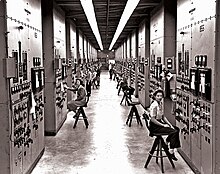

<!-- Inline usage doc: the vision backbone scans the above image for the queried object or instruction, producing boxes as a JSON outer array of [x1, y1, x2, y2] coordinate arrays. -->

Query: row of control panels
[[138, 73, 144, 91]]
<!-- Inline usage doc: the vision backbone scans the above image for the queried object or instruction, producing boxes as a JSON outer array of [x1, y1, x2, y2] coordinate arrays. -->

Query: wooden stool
[[120, 87, 134, 105], [120, 90, 130, 105], [126, 102, 143, 127], [144, 134, 175, 173], [73, 97, 89, 129], [73, 106, 89, 128], [142, 113, 175, 173]]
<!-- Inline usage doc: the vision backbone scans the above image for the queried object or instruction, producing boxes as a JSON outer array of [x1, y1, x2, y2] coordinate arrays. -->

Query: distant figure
[[76, 65, 82, 79], [109, 62, 113, 70], [109, 68, 113, 80], [85, 68, 92, 97], [109, 63, 114, 80], [91, 69, 98, 89], [96, 66, 101, 86], [64, 79, 87, 113]]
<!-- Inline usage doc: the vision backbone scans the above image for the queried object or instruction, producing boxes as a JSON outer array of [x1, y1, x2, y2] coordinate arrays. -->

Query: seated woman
[[64, 79, 87, 113], [149, 88, 181, 161]]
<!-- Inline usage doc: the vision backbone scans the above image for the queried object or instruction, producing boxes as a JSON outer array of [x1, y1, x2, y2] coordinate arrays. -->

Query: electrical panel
[[55, 59, 67, 130], [42, 1, 68, 135], [130, 62, 135, 86], [138, 73, 144, 92], [0, 0, 45, 173], [130, 69, 135, 85], [176, 0, 217, 173], [175, 89, 190, 157]]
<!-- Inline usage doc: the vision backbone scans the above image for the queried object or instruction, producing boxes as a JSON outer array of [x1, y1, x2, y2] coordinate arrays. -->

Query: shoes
[[169, 153, 178, 161]]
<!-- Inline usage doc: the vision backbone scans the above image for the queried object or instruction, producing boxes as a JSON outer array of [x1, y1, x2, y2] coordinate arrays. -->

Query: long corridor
[[31, 71, 194, 174]]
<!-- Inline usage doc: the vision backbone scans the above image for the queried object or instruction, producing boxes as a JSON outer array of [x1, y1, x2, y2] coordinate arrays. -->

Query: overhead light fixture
[[108, 0, 140, 50], [80, 0, 103, 50]]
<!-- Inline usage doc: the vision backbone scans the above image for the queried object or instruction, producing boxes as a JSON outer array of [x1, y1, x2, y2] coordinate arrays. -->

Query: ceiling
[[55, 0, 162, 51]]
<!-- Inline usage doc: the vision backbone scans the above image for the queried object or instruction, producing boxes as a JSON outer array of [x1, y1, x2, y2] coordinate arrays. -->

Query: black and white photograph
[[0, 0, 218, 173]]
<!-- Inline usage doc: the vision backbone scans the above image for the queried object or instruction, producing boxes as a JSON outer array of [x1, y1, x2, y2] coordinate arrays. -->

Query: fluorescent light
[[108, 0, 140, 50], [80, 0, 103, 50]]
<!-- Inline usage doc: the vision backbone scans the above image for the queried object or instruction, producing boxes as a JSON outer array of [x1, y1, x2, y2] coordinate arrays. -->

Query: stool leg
[[134, 106, 143, 126], [159, 140, 165, 173], [126, 107, 133, 126], [81, 108, 89, 128], [137, 115, 143, 126], [73, 110, 80, 128], [144, 138, 159, 168], [129, 107, 134, 127], [118, 86, 121, 95], [161, 139, 175, 168], [125, 95, 130, 106], [126, 116, 129, 125], [156, 143, 160, 164], [120, 94, 125, 105], [133, 106, 140, 125], [124, 93, 129, 106]]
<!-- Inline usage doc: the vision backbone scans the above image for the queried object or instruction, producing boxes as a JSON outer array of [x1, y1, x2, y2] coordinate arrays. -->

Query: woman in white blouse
[[149, 89, 181, 161]]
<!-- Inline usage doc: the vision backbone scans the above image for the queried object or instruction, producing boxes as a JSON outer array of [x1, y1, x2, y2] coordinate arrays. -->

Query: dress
[[67, 85, 87, 112]]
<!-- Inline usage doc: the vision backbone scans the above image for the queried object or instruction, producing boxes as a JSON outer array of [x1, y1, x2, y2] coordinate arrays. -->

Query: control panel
[[1, 1, 46, 173], [176, 1, 216, 173], [137, 73, 144, 92]]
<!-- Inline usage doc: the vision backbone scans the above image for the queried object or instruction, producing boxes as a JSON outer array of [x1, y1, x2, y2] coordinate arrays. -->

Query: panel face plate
[[5, 0, 45, 173], [176, 0, 216, 173]]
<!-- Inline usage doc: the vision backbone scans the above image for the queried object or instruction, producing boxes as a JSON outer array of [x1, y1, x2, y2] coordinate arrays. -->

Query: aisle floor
[[31, 71, 195, 174]]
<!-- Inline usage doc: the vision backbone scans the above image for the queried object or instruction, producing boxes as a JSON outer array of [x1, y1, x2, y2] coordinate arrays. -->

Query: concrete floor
[[31, 71, 195, 174]]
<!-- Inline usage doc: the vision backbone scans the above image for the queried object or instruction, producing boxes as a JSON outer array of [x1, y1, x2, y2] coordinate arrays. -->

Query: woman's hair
[[76, 78, 84, 86], [153, 89, 164, 98]]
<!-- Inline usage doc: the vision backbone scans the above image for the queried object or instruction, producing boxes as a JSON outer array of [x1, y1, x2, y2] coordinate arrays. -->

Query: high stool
[[120, 86, 134, 105], [142, 113, 175, 173], [120, 90, 130, 105], [73, 97, 89, 129], [126, 101, 143, 127]]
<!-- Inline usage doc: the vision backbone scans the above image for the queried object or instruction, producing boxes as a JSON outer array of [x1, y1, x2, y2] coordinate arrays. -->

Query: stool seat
[[151, 132, 170, 136], [129, 101, 140, 106]]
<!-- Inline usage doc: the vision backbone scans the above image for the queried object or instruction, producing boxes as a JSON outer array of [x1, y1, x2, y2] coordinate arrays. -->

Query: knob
[[190, 127, 196, 133], [33, 124, 38, 130]]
